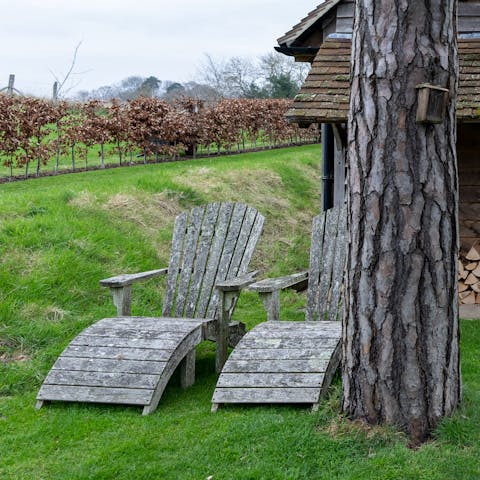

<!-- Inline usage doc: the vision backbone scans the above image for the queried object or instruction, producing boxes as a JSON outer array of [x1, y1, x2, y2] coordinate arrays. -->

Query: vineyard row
[[0, 96, 319, 179]]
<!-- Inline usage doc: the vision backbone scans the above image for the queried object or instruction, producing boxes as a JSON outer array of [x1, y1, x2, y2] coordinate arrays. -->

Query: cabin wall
[[322, 15, 337, 42], [458, 123, 480, 252], [296, 29, 323, 49], [328, 0, 480, 36], [459, 1, 480, 34], [335, 0, 354, 34], [333, 131, 346, 207]]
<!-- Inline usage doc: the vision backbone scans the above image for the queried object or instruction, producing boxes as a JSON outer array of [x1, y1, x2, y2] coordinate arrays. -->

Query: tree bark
[[344, 0, 461, 445]]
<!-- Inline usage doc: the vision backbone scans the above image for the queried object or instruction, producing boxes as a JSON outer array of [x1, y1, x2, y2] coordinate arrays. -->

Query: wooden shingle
[[287, 38, 480, 124]]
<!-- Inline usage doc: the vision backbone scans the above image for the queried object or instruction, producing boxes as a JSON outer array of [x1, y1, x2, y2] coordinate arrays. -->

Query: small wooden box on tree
[[416, 83, 449, 124]]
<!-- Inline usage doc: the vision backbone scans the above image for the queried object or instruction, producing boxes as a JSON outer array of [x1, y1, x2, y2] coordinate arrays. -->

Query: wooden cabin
[[277, 0, 480, 254]]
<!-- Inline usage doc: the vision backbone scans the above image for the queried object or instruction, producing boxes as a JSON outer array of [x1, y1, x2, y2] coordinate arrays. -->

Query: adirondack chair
[[36, 202, 265, 415], [212, 204, 347, 412]]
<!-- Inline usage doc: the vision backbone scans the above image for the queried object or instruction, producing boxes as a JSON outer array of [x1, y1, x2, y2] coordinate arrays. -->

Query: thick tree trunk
[[343, 0, 461, 444]]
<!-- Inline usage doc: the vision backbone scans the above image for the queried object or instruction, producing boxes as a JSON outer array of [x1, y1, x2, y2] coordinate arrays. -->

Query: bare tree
[[197, 54, 229, 97], [259, 51, 309, 89], [223, 56, 259, 97], [197, 54, 262, 98], [50, 41, 87, 99], [197, 51, 308, 99]]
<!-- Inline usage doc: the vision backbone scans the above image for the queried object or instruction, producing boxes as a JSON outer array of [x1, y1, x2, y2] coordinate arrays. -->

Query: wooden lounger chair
[[37, 202, 264, 415], [212, 204, 346, 412]]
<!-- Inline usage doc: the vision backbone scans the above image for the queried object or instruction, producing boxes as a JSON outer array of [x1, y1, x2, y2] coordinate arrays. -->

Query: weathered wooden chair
[[212, 204, 347, 412], [36, 202, 264, 415]]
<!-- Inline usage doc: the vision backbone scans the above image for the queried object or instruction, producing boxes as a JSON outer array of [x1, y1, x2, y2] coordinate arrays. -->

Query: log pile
[[459, 245, 480, 305]]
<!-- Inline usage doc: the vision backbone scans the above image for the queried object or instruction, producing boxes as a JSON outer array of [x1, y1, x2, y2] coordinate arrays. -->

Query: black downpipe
[[322, 123, 335, 212]]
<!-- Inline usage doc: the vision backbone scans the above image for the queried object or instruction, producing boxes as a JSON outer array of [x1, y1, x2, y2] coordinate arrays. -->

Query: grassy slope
[[0, 145, 478, 479]]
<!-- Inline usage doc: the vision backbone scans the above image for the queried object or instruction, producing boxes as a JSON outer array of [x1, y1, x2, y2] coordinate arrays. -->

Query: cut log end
[[465, 245, 480, 261], [461, 291, 476, 305], [465, 273, 478, 285], [465, 262, 478, 271], [459, 252, 480, 305]]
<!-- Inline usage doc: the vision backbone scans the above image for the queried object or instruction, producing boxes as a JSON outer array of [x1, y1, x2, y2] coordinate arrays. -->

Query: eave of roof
[[274, 46, 319, 57]]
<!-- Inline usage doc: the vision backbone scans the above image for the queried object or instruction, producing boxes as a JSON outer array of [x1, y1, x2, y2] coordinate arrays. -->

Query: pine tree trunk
[[343, 0, 461, 445]]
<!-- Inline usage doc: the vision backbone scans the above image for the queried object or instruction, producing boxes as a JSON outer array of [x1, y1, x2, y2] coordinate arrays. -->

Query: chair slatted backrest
[[162, 202, 265, 319], [305, 204, 347, 322]]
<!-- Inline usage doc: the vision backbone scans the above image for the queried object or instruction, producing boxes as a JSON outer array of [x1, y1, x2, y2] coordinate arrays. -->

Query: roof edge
[[277, 0, 343, 47]]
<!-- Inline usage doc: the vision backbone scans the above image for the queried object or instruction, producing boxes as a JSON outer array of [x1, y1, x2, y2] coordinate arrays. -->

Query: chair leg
[[216, 291, 237, 373], [180, 349, 196, 388], [110, 285, 132, 316], [259, 290, 280, 322]]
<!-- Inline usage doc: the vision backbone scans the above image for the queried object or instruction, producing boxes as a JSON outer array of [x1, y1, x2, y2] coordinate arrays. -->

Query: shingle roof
[[287, 38, 480, 124], [285, 38, 350, 123], [277, 0, 343, 47], [458, 39, 480, 120]]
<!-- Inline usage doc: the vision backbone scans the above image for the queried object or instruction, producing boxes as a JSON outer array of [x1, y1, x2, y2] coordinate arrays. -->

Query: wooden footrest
[[212, 321, 341, 409]]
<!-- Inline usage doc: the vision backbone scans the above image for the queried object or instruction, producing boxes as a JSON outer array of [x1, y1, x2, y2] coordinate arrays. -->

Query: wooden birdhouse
[[415, 83, 449, 124]]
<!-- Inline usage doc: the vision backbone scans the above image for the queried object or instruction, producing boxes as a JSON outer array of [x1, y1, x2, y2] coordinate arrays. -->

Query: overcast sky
[[1, 0, 318, 97]]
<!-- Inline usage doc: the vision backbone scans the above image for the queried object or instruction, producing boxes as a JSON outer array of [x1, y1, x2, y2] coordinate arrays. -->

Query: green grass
[[0, 144, 479, 479]]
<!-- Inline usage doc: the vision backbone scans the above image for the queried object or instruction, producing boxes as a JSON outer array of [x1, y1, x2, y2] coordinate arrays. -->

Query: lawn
[[0, 145, 478, 479]]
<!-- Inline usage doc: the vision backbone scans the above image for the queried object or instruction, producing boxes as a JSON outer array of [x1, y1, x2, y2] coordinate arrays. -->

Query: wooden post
[[259, 291, 280, 321], [180, 350, 196, 388], [0, 75, 21, 96], [110, 286, 132, 316], [216, 291, 237, 373], [52, 81, 59, 103], [7, 74, 14, 95]]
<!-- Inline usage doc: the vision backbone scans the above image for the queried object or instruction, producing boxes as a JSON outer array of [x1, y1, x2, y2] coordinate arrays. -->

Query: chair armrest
[[215, 271, 259, 292], [100, 268, 168, 288], [249, 271, 309, 293], [249, 271, 309, 322]]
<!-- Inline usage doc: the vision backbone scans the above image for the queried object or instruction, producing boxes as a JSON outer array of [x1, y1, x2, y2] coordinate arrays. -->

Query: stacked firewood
[[459, 245, 480, 305]]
